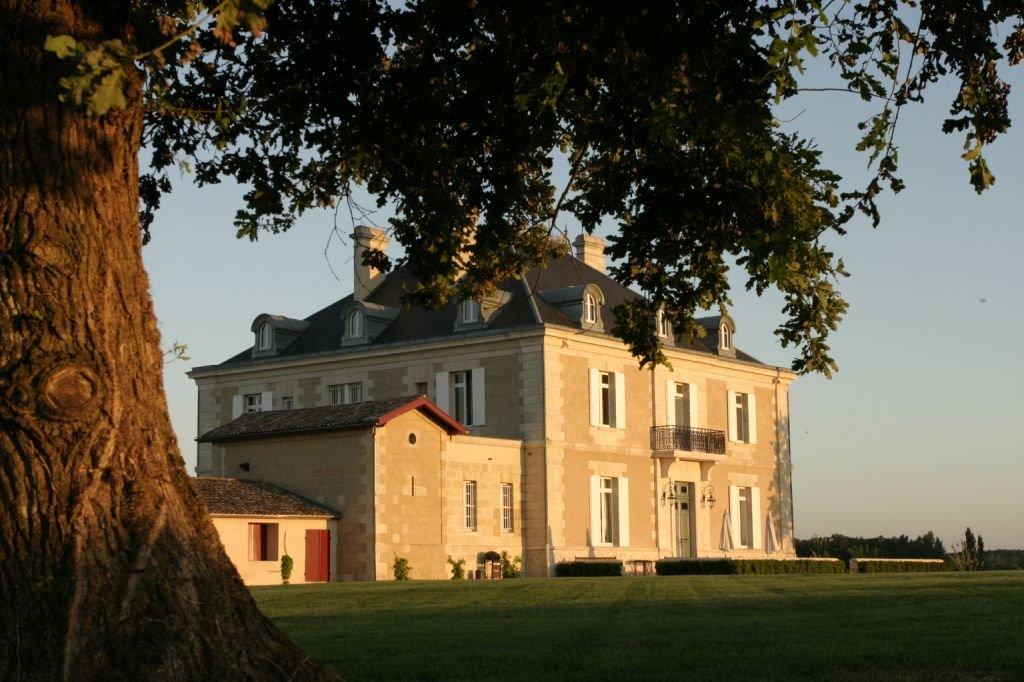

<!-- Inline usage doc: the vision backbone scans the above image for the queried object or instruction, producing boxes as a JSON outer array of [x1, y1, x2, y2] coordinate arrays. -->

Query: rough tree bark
[[0, 3, 331, 679]]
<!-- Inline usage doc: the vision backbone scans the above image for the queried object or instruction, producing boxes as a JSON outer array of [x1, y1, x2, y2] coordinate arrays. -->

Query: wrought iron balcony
[[650, 425, 726, 455]]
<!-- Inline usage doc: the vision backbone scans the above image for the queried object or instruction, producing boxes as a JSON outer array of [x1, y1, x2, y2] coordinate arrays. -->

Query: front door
[[673, 482, 693, 558], [304, 529, 331, 582]]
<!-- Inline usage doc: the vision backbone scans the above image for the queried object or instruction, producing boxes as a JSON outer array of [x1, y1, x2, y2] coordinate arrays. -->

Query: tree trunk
[[0, 3, 331, 679]]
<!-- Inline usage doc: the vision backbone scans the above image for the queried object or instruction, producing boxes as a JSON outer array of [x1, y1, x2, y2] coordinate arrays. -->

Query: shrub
[[656, 558, 844, 575], [393, 556, 411, 580], [447, 556, 466, 580], [853, 559, 950, 573], [501, 551, 522, 578], [554, 560, 623, 577], [280, 555, 293, 584]]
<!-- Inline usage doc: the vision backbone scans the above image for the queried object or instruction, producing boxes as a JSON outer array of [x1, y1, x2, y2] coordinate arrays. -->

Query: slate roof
[[192, 477, 338, 517], [196, 395, 467, 444], [207, 253, 765, 370]]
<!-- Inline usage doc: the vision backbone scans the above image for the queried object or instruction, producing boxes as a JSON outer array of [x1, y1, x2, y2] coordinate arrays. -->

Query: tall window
[[737, 487, 753, 548], [674, 383, 690, 427], [734, 392, 751, 443], [258, 323, 273, 350], [720, 324, 732, 350], [248, 522, 279, 561], [599, 477, 616, 545], [244, 393, 262, 413], [347, 309, 364, 339], [656, 310, 670, 337], [329, 382, 363, 405], [599, 372, 613, 426], [584, 292, 598, 324], [451, 371, 473, 425], [463, 481, 477, 531], [501, 483, 514, 533], [461, 299, 481, 324]]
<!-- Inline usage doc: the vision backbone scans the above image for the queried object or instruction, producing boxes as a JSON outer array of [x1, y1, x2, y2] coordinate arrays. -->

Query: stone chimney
[[573, 233, 606, 273], [352, 225, 389, 301]]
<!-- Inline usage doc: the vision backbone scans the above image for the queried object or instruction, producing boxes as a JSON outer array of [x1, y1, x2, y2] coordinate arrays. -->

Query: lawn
[[253, 572, 1024, 680]]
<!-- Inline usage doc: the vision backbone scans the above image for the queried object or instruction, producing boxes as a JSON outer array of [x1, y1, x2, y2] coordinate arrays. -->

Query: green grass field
[[253, 572, 1024, 680]]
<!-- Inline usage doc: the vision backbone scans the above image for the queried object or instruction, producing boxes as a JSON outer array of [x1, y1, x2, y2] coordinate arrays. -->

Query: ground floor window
[[501, 483, 514, 533], [463, 480, 477, 531], [248, 522, 279, 561], [737, 487, 753, 548], [600, 477, 616, 545]]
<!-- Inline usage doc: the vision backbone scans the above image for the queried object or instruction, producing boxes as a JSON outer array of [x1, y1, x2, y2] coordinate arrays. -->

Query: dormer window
[[461, 299, 481, 324], [347, 309, 364, 339], [584, 292, 598, 324], [656, 309, 670, 337], [720, 324, 732, 350], [257, 322, 273, 350]]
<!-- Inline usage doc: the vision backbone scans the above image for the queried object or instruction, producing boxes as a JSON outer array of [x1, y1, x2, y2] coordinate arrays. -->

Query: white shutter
[[471, 367, 486, 426], [687, 382, 699, 428], [614, 372, 626, 430], [231, 394, 243, 419], [589, 369, 601, 426], [751, 487, 763, 550], [727, 390, 737, 442], [748, 393, 758, 444], [434, 372, 450, 413], [665, 380, 676, 426], [616, 476, 630, 547], [261, 391, 273, 412], [589, 475, 602, 546], [729, 485, 740, 546]]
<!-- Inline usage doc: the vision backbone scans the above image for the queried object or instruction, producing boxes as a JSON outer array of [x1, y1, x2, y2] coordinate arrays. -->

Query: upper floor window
[[731, 391, 755, 443], [451, 370, 473, 425], [461, 299, 481, 324], [257, 323, 273, 350], [657, 310, 670, 338], [584, 292, 598, 324], [589, 369, 624, 429], [673, 382, 691, 428], [347, 309, 364, 339], [244, 393, 263, 413], [329, 382, 363, 405], [720, 324, 732, 350]]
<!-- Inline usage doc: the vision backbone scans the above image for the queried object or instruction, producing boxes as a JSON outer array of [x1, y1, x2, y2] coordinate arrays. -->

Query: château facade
[[190, 227, 797, 580]]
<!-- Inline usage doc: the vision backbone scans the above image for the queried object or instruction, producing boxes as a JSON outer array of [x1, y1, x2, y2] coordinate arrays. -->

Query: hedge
[[656, 558, 845, 575], [852, 559, 950, 573], [553, 560, 623, 577]]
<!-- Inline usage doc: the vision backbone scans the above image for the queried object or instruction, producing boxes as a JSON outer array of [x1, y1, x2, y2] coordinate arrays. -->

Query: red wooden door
[[304, 529, 330, 582]]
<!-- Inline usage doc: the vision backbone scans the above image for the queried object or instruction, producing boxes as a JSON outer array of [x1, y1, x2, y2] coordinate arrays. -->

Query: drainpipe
[[650, 364, 660, 556]]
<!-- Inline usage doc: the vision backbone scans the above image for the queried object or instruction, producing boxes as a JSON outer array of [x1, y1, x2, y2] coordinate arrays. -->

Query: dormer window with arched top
[[656, 309, 670, 338], [461, 299, 481, 324], [347, 309, 365, 339], [257, 322, 273, 350], [584, 292, 599, 324], [720, 324, 732, 350]]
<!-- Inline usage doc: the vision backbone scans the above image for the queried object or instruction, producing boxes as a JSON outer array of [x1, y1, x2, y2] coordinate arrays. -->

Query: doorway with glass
[[672, 481, 695, 558]]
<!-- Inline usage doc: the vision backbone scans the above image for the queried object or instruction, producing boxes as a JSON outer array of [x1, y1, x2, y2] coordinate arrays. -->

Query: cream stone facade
[[191, 230, 798, 579]]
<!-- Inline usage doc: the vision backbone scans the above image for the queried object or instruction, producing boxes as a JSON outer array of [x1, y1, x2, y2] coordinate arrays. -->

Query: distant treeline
[[797, 533, 1023, 570], [795, 532, 947, 564], [984, 549, 1024, 570]]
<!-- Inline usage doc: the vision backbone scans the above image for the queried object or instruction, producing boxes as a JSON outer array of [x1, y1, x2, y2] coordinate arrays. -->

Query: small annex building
[[192, 477, 340, 585], [197, 395, 524, 582]]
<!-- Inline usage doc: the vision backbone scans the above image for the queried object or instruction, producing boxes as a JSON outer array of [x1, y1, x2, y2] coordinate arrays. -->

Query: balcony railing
[[650, 425, 726, 455]]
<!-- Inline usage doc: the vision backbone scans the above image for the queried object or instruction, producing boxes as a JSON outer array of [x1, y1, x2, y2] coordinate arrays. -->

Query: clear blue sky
[[144, 60, 1024, 550]]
